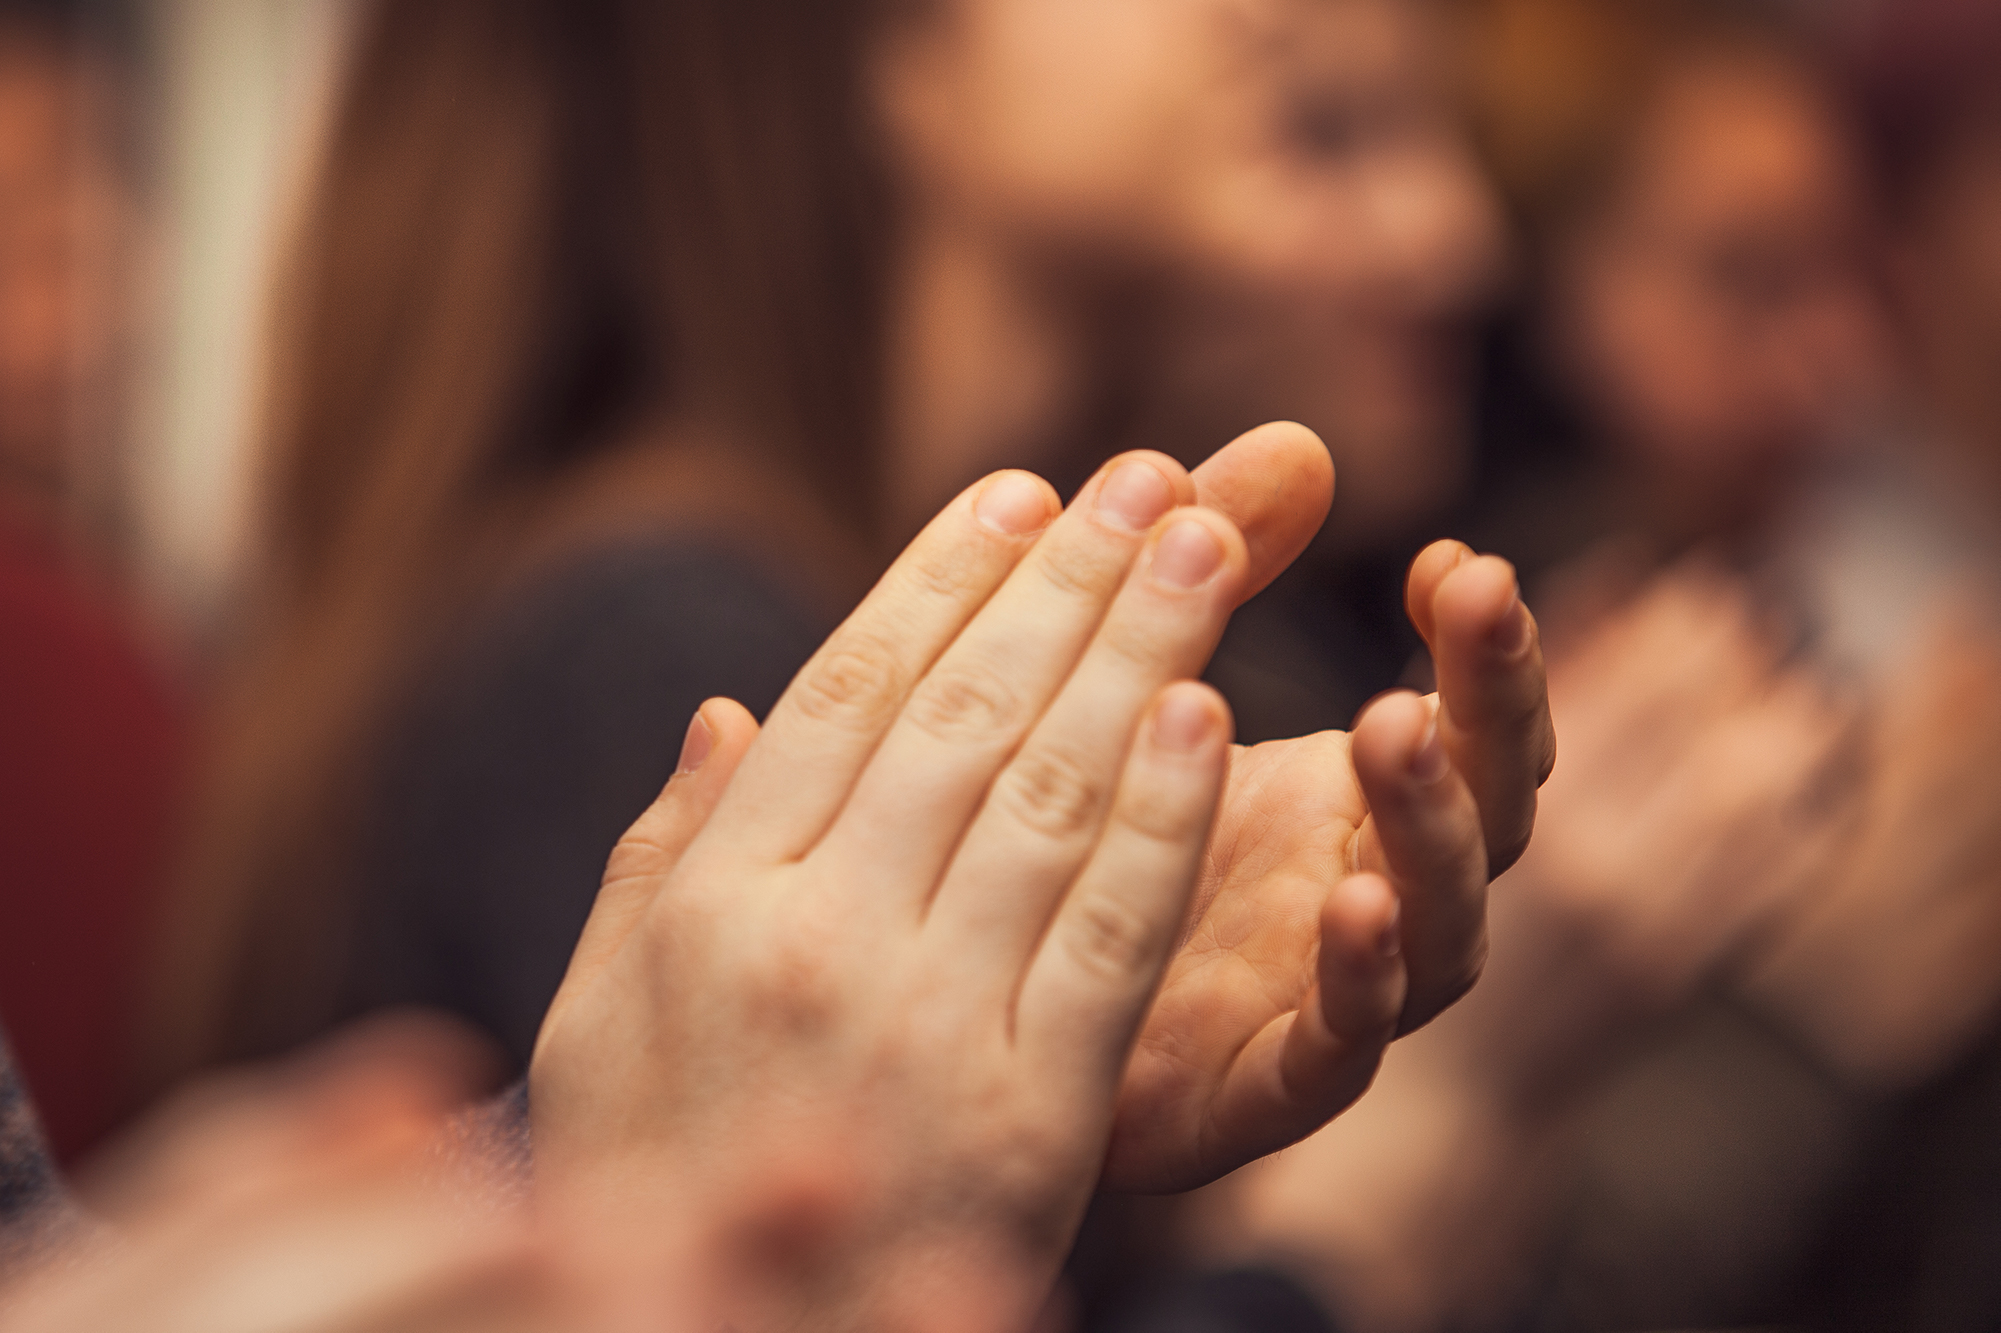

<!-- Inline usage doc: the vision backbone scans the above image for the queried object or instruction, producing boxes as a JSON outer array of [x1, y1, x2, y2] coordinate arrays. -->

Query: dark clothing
[[0, 1027, 80, 1276], [342, 539, 831, 1070], [0, 1030, 59, 1230], [1206, 546, 1426, 745], [1103, 1269, 1340, 1333]]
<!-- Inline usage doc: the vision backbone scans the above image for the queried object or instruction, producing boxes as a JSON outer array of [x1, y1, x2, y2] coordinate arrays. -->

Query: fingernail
[[975, 472, 1053, 535], [1378, 904, 1403, 959], [1411, 715, 1449, 784], [1151, 520, 1224, 590], [675, 711, 713, 776], [1492, 595, 1532, 657], [1152, 687, 1217, 752], [1096, 460, 1174, 533]]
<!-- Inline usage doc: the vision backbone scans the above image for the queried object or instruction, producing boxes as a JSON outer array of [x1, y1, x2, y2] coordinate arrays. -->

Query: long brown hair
[[145, 0, 896, 1081]]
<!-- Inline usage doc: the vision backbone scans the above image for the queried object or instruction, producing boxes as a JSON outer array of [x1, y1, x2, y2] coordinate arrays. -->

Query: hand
[[0, 1020, 575, 1333], [1746, 606, 2001, 1089], [1103, 540, 1552, 1189], [1401, 561, 1853, 1118], [532, 454, 1254, 1328], [1507, 567, 1849, 998], [1069, 422, 1551, 1191]]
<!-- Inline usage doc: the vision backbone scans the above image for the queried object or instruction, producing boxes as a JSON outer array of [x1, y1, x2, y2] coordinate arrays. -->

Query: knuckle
[[902, 539, 983, 603], [1115, 780, 1203, 848], [1033, 546, 1110, 602], [601, 833, 668, 886], [1095, 615, 1173, 674], [743, 922, 843, 1037], [997, 745, 1106, 840], [905, 662, 1021, 745], [793, 635, 905, 731], [1062, 893, 1164, 983]]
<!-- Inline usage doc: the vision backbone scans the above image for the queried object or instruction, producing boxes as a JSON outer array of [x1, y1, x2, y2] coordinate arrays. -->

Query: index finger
[[1406, 541, 1555, 875]]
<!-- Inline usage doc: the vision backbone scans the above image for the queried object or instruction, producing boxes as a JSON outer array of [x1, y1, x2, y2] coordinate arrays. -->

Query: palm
[[1106, 731, 1382, 1191]]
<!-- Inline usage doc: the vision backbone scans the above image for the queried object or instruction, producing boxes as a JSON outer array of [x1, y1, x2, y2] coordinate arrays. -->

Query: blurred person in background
[[1164, 1, 2001, 1330], [1116, 0, 1507, 744], [0, 0, 187, 1166], [0, 0, 142, 544]]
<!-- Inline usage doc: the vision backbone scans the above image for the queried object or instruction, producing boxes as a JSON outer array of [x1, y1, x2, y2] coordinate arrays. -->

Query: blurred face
[[1549, 51, 1886, 518], [0, 34, 135, 506], [875, 0, 1503, 537]]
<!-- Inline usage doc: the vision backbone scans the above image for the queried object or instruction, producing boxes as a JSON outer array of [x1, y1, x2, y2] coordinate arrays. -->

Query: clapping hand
[[534, 453, 1256, 1328], [1112, 432, 1554, 1188]]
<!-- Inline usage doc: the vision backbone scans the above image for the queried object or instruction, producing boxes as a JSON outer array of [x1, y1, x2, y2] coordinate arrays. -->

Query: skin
[[1745, 612, 2001, 1090], [1732, 98, 2001, 1094], [874, 0, 1503, 546], [0, 1024, 578, 1333], [1, 1020, 1018, 1333], [1, 428, 1547, 1332], [1186, 566, 1861, 1333], [533, 424, 1551, 1325], [1168, 49, 1887, 1331], [0, 32, 135, 523], [1548, 49, 1886, 543]]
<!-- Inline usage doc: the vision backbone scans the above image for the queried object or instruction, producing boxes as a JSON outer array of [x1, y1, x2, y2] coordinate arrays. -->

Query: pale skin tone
[[2, 428, 1548, 1333], [0, 1020, 1017, 1333], [532, 423, 1552, 1326]]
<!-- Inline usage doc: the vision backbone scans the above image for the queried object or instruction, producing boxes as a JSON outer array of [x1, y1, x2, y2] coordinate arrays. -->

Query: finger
[[563, 699, 762, 990], [926, 509, 1247, 970], [1350, 689, 1490, 1034], [814, 454, 1196, 906], [705, 470, 1060, 860], [1156, 873, 1405, 1185], [1016, 682, 1232, 1095], [1403, 538, 1470, 645], [1190, 420, 1335, 601], [1414, 547, 1555, 875], [1295, 874, 1407, 1097]]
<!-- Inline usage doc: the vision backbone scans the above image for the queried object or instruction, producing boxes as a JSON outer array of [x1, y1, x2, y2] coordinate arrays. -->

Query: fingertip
[[1324, 872, 1401, 963], [1239, 421, 1336, 500], [1144, 504, 1251, 596], [1089, 450, 1198, 530], [1124, 447, 1200, 504], [1405, 540, 1475, 641], [1351, 688, 1434, 780], [1316, 873, 1408, 1044], [1435, 554, 1530, 659], [675, 709, 715, 777], [1148, 680, 1234, 756], [686, 697, 762, 776], [1191, 422, 1334, 600], [972, 469, 1060, 537]]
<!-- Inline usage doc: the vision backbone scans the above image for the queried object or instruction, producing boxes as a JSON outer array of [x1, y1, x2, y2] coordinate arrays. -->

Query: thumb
[[557, 698, 762, 996]]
